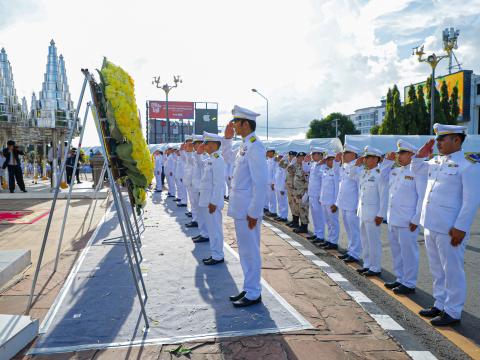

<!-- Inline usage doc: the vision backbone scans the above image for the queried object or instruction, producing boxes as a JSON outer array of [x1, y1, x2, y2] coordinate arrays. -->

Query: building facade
[[348, 99, 386, 134]]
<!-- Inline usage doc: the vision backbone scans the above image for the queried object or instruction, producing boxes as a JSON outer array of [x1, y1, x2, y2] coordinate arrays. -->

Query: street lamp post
[[252, 88, 269, 140], [152, 75, 182, 142], [332, 118, 339, 138], [413, 29, 459, 134]]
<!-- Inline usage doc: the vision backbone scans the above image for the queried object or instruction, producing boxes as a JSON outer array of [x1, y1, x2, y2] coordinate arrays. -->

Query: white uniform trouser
[[234, 218, 262, 300], [424, 228, 467, 319], [388, 225, 419, 289], [268, 185, 277, 214], [276, 190, 288, 219], [342, 209, 361, 260], [309, 196, 325, 238], [154, 172, 162, 191], [175, 178, 187, 204], [167, 173, 176, 195], [360, 220, 382, 272], [201, 207, 224, 260], [191, 190, 208, 237], [322, 204, 339, 244], [186, 185, 196, 220]]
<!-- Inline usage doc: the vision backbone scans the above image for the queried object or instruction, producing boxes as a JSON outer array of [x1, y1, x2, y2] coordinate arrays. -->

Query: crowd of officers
[[152, 116, 480, 326]]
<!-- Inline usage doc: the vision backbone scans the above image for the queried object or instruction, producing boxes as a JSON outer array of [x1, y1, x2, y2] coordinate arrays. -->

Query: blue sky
[[1, 0, 479, 144]]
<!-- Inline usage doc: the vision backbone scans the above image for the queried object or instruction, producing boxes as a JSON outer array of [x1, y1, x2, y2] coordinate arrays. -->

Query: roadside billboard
[[148, 101, 194, 119], [194, 108, 218, 134], [404, 70, 472, 122]]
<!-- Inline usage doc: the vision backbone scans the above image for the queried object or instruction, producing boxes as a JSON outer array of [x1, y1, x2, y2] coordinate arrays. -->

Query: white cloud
[[1, 0, 479, 145]]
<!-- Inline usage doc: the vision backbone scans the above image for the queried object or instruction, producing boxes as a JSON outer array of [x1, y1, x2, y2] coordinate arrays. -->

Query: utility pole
[[152, 75, 182, 142]]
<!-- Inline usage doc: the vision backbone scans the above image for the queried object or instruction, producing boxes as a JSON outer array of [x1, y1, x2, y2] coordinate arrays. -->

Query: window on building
[[477, 83, 480, 95]]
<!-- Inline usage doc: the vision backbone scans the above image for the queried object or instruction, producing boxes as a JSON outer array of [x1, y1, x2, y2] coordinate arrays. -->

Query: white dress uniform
[[267, 154, 278, 214], [349, 146, 388, 273], [383, 140, 427, 289], [303, 149, 325, 239], [165, 151, 177, 197], [319, 151, 340, 245], [223, 105, 267, 301], [182, 142, 195, 213], [411, 124, 480, 320], [274, 156, 288, 219], [192, 136, 209, 238], [199, 133, 226, 260], [336, 144, 362, 260], [175, 151, 188, 205], [154, 153, 164, 191], [225, 162, 233, 197]]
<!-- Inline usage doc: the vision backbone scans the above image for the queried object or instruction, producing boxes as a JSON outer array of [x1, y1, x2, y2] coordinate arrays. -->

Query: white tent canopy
[[345, 134, 480, 154], [148, 138, 343, 154]]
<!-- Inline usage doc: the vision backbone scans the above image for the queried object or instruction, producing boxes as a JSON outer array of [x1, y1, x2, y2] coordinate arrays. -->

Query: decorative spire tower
[[0, 47, 22, 123], [36, 40, 75, 128]]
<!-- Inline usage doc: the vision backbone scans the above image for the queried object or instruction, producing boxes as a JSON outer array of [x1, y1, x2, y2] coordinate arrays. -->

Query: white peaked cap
[[363, 145, 383, 157], [433, 123, 467, 138], [396, 139, 417, 153], [310, 147, 325, 154], [343, 143, 361, 154], [203, 131, 223, 142], [192, 134, 203, 142], [231, 105, 260, 122], [266, 147, 276, 152], [324, 150, 336, 158], [184, 135, 193, 141]]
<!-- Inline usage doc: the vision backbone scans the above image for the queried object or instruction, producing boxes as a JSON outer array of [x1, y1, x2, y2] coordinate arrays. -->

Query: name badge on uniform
[[404, 175, 414, 180], [368, 177, 375, 182]]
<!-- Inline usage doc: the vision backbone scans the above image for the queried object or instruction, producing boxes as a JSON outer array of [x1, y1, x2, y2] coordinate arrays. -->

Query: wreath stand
[[26, 69, 150, 330]]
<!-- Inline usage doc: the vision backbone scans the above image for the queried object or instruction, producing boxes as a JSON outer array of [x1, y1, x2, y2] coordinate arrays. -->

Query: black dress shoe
[[312, 238, 325, 246], [384, 281, 401, 290], [186, 221, 198, 228], [185, 211, 192, 216], [274, 216, 283, 221], [177, 204, 187, 207], [21, 189, 27, 193], [419, 306, 442, 318], [192, 234, 201, 240], [233, 296, 262, 308], [193, 236, 209, 243], [343, 256, 359, 263], [269, 213, 278, 218], [204, 258, 224, 265], [306, 235, 317, 240], [202, 256, 212, 262], [174, 198, 181, 202], [393, 285, 415, 295], [356, 267, 369, 274], [319, 241, 331, 248], [323, 243, 338, 250], [363, 270, 381, 277], [430, 312, 460, 326], [186, 213, 193, 218], [338, 253, 349, 260], [167, 194, 175, 197], [279, 218, 288, 222], [229, 291, 246, 302], [293, 225, 308, 234]]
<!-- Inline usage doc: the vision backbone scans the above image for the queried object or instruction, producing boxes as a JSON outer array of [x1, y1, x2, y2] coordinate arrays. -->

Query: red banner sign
[[148, 101, 194, 119]]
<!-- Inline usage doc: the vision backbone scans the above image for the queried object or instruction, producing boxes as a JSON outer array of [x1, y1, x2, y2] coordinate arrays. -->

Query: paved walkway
[[5, 191, 416, 359]]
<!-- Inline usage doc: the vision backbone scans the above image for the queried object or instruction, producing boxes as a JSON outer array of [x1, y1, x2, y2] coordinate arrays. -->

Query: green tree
[[440, 80, 451, 124], [392, 85, 405, 134], [404, 85, 419, 134], [306, 112, 359, 143], [370, 124, 380, 134], [379, 88, 395, 134], [449, 85, 460, 125], [417, 85, 429, 134]]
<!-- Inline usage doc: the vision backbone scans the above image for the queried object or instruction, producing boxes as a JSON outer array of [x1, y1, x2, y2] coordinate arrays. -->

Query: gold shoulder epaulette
[[213, 153, 219, 158], [249, 136, 256, 143]]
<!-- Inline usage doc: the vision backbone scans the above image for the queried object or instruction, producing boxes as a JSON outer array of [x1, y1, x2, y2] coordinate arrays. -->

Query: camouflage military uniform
[[293, 162, 309, 225], [280, 157, 297, 217]]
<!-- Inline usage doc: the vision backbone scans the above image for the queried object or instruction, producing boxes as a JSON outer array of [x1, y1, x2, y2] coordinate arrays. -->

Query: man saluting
[[222, 105, 268, 307]]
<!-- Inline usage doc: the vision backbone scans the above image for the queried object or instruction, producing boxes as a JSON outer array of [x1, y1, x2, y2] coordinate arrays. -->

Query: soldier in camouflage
[[292, 151, 309, 233], [279, 151, 299, 228]]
